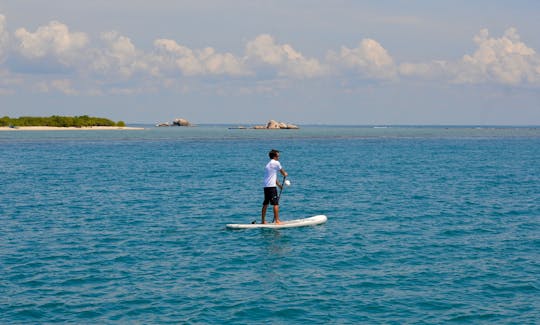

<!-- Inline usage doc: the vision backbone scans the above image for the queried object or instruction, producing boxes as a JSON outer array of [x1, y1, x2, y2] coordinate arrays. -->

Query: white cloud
[[245, 34, 327, 78], [88, 31, 145, 78], [454, 28, 540, 85], [0, 15, 10, 62], [327, 38, 397, 80], [11, 24, 149, 79], [1, 13, 540, 96], [245, 34, 286, 65], [101, 31, 137, 62], [399, 28, 540, 86], [14, 20, 88, 66], [153, 39, 250, 76]]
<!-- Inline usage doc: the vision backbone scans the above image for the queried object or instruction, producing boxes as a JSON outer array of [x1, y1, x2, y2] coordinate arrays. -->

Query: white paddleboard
[[226, 215, 327, 229]]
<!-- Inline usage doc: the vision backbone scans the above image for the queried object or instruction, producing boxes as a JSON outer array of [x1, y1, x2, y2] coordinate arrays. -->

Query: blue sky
[[1, 1, 539, 125]]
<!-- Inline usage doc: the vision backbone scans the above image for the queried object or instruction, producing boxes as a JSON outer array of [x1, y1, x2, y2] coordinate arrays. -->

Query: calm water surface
[[1, 126, 539, 323]]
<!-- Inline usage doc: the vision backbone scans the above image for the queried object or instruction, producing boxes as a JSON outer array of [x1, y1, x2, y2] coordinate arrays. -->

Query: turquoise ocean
[[1, 126, 539, 324]]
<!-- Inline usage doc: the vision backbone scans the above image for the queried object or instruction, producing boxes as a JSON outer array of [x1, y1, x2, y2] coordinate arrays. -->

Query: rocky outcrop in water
[[156, 118, 192, 127], [173, 118, 192, 126], [252, 120, 299, 129]]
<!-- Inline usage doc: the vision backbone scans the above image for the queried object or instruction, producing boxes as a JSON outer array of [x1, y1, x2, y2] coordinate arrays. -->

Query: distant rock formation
[[173, 118, 192, 126], [253, 120, 299, 129], [156, 118, 192, 127]]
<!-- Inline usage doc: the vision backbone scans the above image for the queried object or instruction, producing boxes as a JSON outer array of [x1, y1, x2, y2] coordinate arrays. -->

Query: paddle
[[277, 176, 287, 202], [272, 176, 287, 223]]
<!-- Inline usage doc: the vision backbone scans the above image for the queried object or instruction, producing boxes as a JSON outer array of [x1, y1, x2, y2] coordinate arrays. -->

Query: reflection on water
[[260, 229, 289, 255]]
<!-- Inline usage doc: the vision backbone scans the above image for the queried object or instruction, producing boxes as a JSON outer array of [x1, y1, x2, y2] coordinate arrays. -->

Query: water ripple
[[1, 128, 539, 323]]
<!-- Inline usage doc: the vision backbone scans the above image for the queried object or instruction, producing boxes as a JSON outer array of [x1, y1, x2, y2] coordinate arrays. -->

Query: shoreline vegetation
[[0, 115, 143, 131]]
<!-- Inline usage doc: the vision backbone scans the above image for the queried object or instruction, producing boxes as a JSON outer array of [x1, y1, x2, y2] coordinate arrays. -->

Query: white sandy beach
[[0, 126, 145, 131]]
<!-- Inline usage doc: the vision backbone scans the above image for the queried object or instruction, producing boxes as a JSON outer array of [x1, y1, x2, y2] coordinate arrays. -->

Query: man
[[261, 149, 288, 224]]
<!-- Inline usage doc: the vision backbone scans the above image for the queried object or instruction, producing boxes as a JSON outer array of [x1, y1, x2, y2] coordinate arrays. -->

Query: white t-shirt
[[263, 159, 282, 187]]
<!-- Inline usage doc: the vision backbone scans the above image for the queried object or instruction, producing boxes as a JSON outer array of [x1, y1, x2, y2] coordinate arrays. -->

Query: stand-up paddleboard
[[226, 215, 327, 229]]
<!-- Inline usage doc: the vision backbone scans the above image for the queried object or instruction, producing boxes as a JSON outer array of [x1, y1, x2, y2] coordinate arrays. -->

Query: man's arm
[[277, 168, 288, 189]]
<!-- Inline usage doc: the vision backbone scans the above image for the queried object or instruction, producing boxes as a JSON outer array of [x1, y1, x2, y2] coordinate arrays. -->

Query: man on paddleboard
[[261, 149, 288, 224]]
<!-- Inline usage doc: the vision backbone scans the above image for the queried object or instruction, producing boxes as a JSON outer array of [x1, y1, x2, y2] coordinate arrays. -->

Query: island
[[156, 118, 192, 127], [229, 120, 299, 130], [0, 115, 144, 130]]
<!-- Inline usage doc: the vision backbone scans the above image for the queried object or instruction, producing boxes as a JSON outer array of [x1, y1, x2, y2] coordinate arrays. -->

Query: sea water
[[1, 126, 539, 323]]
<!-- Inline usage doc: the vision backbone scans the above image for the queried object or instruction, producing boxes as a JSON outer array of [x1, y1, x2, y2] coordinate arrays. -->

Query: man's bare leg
[[261, 204, 268, 224], [273, 205, 282, 224]]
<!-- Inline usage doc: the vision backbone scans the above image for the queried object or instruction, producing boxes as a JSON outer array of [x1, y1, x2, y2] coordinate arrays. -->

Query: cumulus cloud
[[14, 20, 88, 66], [245, 34, 327, 78], [399, 28, 540, 86], [327, 38, 397, 80], [101, 31, 137, 62], [1, 13, 540, 96], [153, 39, 250, 76], [11, 22, 150, 80], [454, 28, 540, 85], [88, 31, 146, 78]]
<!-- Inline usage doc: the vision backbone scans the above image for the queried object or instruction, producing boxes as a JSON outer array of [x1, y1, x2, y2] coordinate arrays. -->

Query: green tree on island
[[0, 116, 126, 127]]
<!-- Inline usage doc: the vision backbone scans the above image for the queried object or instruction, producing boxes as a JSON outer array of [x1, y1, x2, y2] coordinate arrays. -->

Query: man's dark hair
[[269, 149, 280, 159]]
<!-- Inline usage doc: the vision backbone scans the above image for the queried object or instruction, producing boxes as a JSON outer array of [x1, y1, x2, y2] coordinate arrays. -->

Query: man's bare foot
[[274, 220, 282, 224]]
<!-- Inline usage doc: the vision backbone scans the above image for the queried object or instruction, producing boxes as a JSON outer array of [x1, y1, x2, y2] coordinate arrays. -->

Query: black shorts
[[263, 187, 279, 205]]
